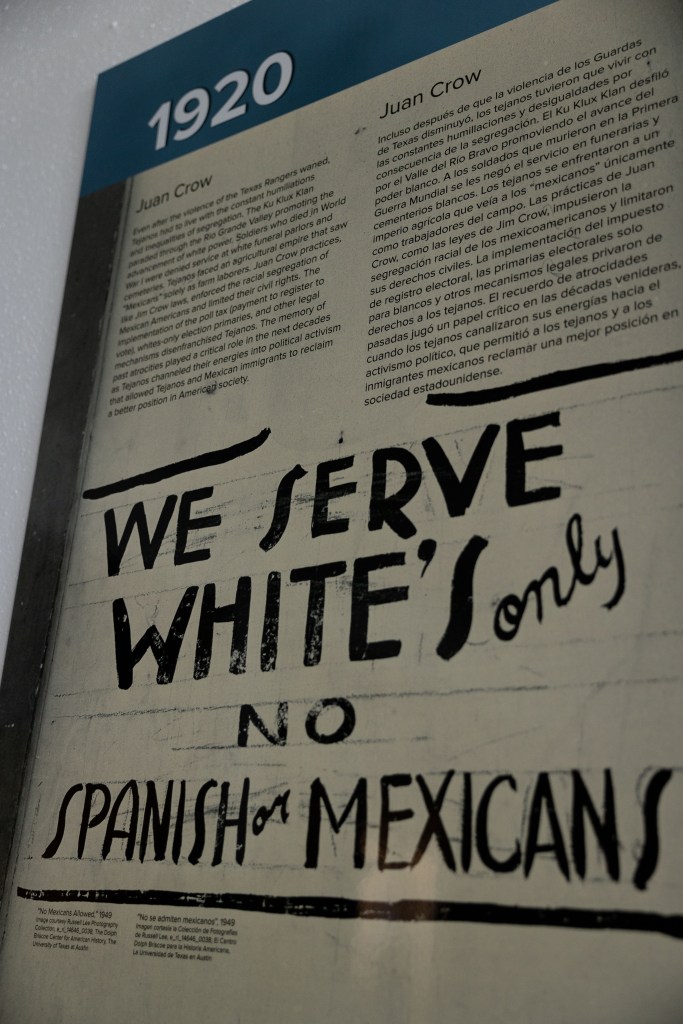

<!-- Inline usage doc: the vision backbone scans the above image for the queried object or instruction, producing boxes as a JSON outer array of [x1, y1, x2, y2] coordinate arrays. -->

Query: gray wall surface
[[0, 0, 246, 673]]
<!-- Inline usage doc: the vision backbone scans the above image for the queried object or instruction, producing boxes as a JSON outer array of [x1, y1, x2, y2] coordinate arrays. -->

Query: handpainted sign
[[1, 0, 681, 1019]]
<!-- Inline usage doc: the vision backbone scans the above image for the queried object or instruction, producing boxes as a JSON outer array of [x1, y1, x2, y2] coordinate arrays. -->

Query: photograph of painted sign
[[0, 0, 681, 1019]]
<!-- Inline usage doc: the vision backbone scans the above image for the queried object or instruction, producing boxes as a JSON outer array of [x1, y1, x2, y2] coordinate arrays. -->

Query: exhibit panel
[[0, 0, 681, 1020]]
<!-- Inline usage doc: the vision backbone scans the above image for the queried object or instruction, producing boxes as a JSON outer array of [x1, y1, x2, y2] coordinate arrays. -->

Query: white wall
[[0, 0, 247, 671]]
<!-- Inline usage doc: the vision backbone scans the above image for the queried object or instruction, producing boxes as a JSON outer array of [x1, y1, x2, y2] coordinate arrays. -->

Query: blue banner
[[81, 0, 555, 194]]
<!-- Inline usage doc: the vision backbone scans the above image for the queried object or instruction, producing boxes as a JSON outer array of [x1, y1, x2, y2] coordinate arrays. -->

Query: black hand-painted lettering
[[187, 780, 218, 865], [193, 578, 251, 678], [305, 697, 356, 745], [104, 495, 177, 576], [174, 487, 221, 565], [349, 553, 408, 661], [102, 781, 139, 861], [422, 425, 500, 517], [571, 770, 619, 882], [368, 448, 422, 539], [113, 587, 198, 689], [259, 464, 307, 551], [312, 456, 356, 537], [42, 784, 84, 859], [379, 774, 414, 870], [139, 781, 174, 863], [411, 772, 456, 871], [305, 777, 367, 869], [290, 561, 346, 666], [524, 773, 570, 881], [212, 779, 250, 867], [78, 784, 111, 859], [506, 412, 563, 507], [238, 703, 288, 747], [436, 536, 488, 660], [476, 776, 521, 873], [260, 571, 281, 671], [494, 514, 625, 641], [633, 769, 673, 891]]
